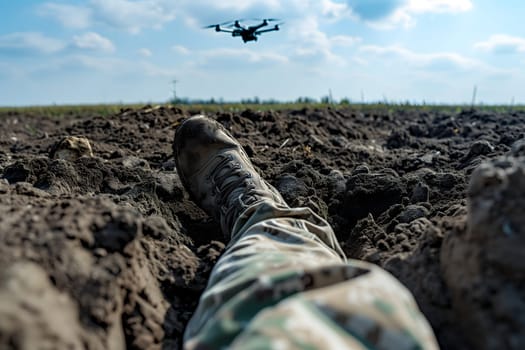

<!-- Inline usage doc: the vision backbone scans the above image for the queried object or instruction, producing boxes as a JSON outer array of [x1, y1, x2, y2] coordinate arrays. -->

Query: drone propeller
[[257, 21, 285, 29], [203, 20, 236, 29], [221, 20, 246, 29], [229, 18, 281, 24], [205, 18, 282, 29], [248, 18, 281, 22], [254, 21, 284, 35]]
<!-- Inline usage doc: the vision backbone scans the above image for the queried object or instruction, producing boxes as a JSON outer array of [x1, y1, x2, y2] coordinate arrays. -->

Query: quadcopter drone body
[[205, 19, 283, 43]]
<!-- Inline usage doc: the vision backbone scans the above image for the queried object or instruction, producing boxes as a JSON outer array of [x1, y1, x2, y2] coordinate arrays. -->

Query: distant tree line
[[170, 95, 349, 105], [169, 96, 523, 109]]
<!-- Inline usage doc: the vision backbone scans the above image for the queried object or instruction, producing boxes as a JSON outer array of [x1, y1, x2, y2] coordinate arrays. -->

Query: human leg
[[183, 201, 437, 350], [174, 116, 438, 349]]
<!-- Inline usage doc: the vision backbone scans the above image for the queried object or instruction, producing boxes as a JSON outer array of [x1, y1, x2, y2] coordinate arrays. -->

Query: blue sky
[[0, 0, 524, 106]]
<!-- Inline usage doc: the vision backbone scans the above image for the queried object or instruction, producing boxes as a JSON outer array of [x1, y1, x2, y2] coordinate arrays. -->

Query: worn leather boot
[[173, 115, 288, 237]]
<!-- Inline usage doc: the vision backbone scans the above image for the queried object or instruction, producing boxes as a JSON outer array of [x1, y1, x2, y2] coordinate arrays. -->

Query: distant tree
[[320, 96, 330, 104], [296, 96, 316, 104]]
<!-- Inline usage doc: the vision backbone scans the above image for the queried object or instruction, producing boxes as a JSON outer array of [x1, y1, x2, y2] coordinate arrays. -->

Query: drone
[[204, 18, 283, 43]]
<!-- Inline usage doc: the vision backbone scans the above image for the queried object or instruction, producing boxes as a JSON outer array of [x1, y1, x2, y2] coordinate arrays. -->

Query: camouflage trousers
[[183, 201, 439, 350]]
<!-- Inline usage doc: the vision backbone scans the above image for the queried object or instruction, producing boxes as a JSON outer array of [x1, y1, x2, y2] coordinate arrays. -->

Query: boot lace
[[209, 154, 260, 232]]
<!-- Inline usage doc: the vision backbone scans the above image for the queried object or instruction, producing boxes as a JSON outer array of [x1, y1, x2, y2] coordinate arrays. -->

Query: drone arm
[[233, 21, 246, 30], [255, 27, 279, 35], [217, 28, 234, 33], [251, 22, 268, 31]]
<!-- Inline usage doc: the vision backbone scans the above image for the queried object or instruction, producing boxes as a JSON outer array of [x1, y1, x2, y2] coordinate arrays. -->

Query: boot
[[173, 115, 288, 237]]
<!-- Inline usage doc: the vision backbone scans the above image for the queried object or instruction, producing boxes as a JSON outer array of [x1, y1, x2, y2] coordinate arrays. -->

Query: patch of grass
[[1, 102, 524, 118], [187, 102, 525, 115], [0, 104, 144, 119]]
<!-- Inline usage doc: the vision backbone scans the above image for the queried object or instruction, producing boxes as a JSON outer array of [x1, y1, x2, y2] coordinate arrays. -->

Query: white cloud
[[0, 32, 65, 55], [358, 0, 474, 29], [331, 35, 362, 47], [182, 0, 352, 30], [72, 32, 115, 53], [405, 0, 473, 14], [12, 54, 131, 77], [138, 48, 153, 57], [166, 45, 289, 70], [89, 0, 177, 33], [40, 0, 177, 33], [182, 0, 466, 31], [360, 45, 484, 71], [474, 34, 525, 54], [198, 0, 281, 12], [38, 3, 92, 29], [201, 48, 288, 64], [29, 54, 177, 78], [318, 0, 352, 20], [61, 55, 127, 72], [286, 16, 351, 66], [172, 45, 190, 55]]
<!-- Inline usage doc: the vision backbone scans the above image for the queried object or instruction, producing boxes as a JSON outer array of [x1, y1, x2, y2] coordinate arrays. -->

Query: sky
[[0, 0, 524, 106]]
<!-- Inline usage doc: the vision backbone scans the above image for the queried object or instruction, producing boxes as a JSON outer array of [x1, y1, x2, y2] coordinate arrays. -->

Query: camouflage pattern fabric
[[183, 201, 439, 350]]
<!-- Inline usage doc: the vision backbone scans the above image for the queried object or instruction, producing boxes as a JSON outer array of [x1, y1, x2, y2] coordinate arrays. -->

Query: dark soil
[[1, 105, 524, 349]]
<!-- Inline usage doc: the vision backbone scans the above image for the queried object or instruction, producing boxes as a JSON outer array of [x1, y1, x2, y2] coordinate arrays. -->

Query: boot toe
[[174, 115, 239, 183]]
